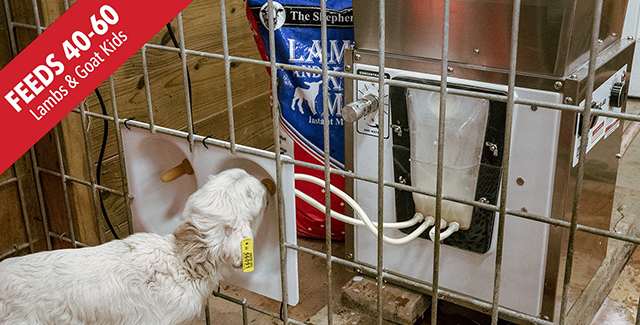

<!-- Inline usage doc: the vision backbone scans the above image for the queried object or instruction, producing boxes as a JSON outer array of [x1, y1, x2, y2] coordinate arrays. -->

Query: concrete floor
[[193, 99, 640, 325], [190, 238, 353, 325]]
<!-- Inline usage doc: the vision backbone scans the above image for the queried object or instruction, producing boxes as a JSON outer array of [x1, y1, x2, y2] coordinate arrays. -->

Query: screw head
[[564, 97, 573, 104], [569, 73, 578, 79], [554, 81, 563, 90], [521, 207, 528, 213], [516, 177, 525, 186], [531, 105, 538, 111], [616, 153, 622, 159], [628, 35, 635, 40], [345, 64, 352, 72], [354, 53, 361, 61], [447, 66, 454, 75], [598, 39, 604, 44], [473, 48, 480, 54]]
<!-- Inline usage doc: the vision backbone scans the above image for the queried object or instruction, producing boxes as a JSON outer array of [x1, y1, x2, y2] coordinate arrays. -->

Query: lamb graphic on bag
[[291, 80, 322, 115]]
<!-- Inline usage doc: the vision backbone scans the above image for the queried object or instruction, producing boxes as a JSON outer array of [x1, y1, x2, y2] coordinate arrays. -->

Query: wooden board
[[565, 207, 640, 324], [0, 175, 28, 253], [1, 0, 274, 249]]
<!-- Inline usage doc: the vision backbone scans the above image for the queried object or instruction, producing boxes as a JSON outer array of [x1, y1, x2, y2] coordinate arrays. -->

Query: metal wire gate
[[1, 0, 640, 324]]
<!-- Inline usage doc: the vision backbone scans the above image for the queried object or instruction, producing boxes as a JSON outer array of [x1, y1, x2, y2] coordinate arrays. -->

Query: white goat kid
[[0, 168, 269, 325]]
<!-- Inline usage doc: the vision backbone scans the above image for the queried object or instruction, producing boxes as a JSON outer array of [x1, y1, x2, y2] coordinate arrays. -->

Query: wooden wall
[[0, 0, 48, 257], [0, 0, 274, 258]]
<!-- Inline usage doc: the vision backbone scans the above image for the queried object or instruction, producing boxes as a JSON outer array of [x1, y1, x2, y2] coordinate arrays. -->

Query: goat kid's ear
[[222, 220, 253, 269]]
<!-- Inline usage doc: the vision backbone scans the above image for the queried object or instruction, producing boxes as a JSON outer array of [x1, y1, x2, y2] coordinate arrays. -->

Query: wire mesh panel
[[1, 0, 640, 324]]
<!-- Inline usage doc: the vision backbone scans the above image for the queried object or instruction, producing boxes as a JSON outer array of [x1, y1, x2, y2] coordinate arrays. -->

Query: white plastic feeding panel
[[122, 126, 299, 305]]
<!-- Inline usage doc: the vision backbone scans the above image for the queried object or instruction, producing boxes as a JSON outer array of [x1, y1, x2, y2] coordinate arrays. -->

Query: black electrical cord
[[95, 23, 194, 241], [279, 301, 285, 322], [165, 22, 194, 130], [94, 88, 120, 240]]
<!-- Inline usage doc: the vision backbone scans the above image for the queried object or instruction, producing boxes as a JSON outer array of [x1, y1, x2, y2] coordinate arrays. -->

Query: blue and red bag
[[246, 0, 353, 240]]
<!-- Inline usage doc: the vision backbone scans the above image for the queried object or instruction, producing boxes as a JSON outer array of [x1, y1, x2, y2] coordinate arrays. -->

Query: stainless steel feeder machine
[[343, 0, 634, 322]]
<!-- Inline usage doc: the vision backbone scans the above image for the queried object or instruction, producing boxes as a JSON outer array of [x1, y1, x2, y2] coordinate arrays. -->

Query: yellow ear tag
[[241, 238, 254, 273]]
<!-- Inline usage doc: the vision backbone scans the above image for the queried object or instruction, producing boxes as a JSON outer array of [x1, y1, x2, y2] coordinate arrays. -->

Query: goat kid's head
[[182, 168, 271, 269]]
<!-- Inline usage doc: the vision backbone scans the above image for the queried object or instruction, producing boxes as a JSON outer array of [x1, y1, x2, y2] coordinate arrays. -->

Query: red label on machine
[[572, 65, 627, 167], [0, 0, 193, 174]]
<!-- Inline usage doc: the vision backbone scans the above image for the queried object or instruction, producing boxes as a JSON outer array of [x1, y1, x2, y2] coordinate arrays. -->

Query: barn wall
[[0, 0, 273, 258]]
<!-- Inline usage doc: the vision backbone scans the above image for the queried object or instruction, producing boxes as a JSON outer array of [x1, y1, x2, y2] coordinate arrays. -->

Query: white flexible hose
[[294, 189, 424, 229], [429, 221, 460, 242], [294, 173, 435, 245]]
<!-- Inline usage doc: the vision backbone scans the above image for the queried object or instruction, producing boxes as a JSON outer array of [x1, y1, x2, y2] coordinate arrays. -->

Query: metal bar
[[67, 108, 640, 244], [5, 37, 590, 114], [319, 0, 333, 324], [71, 110, 288, 162], [30, 0, 40, 33], [266, 0, 290, 323], [176, 13, 194, 151], [432, 0, 450, 321], [581, 108, 640, 123], [205, 302, 211, 325], [559, 0, 604, 322], [0, 243, 30, 260], [71, 108, 117, 121], [63, 108, 640, 244], [132, 43, 606, 115], [37, 167, 125, 197], [0, 177, 17, 188], [52, 125, 77, 247], [48, 121, 640, 252], [49, 231, 88, 247], [11, 21, 45, 32], [212, 291, 307, 325], [284, 242, 554, 325], [64, 37, 640, 120], [2, 0, 18, 56], [141, 46, 156, 133], [29, 147, 52, 250], [490, 0, 521, 323], [376, 0, 386, 323], [108, 77, 134, 235], [3, 21, 630, 116], [78, 100, 107, 244], [26, 0, 52, 251], [241, 298, 248, 325], [219, 0, 236, 154], [14, 164, 34, 253]]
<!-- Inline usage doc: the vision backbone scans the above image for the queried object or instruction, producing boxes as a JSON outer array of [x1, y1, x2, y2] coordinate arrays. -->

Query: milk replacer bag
[[246, 0, 353, 240]]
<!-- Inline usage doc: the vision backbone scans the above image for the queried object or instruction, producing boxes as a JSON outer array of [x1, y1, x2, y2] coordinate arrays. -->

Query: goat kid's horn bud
[[261, 178, 276, 196]]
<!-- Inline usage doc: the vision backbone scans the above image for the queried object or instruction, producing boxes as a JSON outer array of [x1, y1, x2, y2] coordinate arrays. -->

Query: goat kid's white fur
[[0, 168, 269, 325]]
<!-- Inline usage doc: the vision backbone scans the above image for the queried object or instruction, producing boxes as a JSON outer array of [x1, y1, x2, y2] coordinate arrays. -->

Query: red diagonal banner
[[0, 0, 193, 174]]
